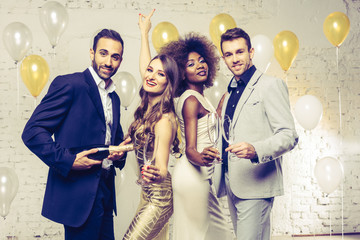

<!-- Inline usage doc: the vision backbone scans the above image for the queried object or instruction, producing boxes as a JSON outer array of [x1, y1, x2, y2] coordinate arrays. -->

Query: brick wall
[[0, 0, 359, 239]]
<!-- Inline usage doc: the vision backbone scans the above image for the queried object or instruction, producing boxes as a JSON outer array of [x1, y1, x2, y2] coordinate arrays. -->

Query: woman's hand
[[200, 146, 221, 166], [108, 137, 132, 161], [141, 164, 162, 183], [138, 9, 155, 36], [139, 9, 155, 79]]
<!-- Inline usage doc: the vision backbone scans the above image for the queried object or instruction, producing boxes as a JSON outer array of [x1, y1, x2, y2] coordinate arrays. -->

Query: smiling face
[[143, 58, 168, 97], [185, 52, 209, 84], [221, 37, 254, 81], [90, 37, 123, 81]]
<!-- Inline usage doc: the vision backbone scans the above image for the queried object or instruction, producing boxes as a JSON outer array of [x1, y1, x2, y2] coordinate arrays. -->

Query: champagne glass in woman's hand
[[207, 112, 222, 164], [221, 114, 236, 161], [136, 133, 157, 187]]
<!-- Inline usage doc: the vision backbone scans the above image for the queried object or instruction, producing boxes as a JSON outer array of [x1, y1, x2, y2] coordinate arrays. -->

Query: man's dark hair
[[220, 27, 252, 53], [93, 29, 124, 54]]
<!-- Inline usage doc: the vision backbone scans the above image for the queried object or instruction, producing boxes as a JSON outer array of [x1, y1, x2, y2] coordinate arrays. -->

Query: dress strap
[[176, 90, 215, 115]]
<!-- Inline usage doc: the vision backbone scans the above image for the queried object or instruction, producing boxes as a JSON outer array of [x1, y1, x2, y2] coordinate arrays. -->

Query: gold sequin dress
[[123, 135, 173, 240]]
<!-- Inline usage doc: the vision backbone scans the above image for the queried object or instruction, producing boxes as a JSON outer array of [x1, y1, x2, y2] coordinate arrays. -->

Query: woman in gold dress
[[138, 9, 233, 240], [122, 12, 180, 240]]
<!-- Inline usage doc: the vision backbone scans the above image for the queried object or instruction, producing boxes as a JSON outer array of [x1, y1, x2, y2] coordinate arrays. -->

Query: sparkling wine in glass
[[207, 112, 222, 164], [136, 133, 157, 186], [221, 114, 236, 162]]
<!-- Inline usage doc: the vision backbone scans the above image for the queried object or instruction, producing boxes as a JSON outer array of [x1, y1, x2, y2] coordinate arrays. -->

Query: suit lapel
[[83, 69, 105, 123], [231, 70, 263, 127], [110, 92, 120, 143]]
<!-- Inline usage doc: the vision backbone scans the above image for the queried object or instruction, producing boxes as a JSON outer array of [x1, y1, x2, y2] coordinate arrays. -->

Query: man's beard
[[92, 60, 117, 80]]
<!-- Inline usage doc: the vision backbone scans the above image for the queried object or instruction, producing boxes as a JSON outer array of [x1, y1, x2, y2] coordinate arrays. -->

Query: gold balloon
[[209, 13, 236, 54], [20, 55, 50, 97], [152, 22, 179, 53], [323, 11, 350, 47], [273, 30, 299, 71]]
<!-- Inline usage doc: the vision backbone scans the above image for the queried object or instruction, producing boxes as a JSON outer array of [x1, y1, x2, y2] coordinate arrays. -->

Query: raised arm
[[139, 9, 155, 79]]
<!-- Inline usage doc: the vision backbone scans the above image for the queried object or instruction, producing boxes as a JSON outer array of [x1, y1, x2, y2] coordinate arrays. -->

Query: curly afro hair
[[160, 32, 219, 97]]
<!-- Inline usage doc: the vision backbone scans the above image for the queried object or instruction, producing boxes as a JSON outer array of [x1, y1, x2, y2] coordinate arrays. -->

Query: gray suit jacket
[[214, 69, 298, 199]]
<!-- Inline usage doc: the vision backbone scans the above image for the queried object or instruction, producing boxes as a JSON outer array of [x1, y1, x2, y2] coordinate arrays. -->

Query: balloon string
[[329, 201, 332, 237], [341, 182, 344, 240], [291, 185, 294, 238], [16, 62, 19, 115], [336, 47, 342, 145], [336, 46, 344, 240], [52, 46, 56, 59], [284, 70, 288, 85]]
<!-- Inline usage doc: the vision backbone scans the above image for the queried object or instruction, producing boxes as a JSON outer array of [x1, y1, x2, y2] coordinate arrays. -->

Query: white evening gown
[[172, 90, 233, 240]]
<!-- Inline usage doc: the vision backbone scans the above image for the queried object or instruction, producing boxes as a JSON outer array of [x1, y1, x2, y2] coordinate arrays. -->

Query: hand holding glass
[[207, 112, 222, 164], [221, 114, 236, 162], [136, 133, 157, 186]]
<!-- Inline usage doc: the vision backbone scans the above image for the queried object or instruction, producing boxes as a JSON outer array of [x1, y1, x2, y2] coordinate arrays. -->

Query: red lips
[[146, 79, 157, 87]]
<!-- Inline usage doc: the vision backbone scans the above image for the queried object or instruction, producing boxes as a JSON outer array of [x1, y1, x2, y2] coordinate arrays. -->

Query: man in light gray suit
[[216, 28, 298, 240]]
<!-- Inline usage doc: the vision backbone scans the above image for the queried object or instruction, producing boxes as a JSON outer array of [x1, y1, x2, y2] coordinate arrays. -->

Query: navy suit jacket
[[22, 68, 126, 227]]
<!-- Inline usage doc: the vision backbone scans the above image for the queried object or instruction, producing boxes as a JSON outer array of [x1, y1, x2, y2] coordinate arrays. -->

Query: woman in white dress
[[162, 36, 233, 240], [139, 10, 233, 240]]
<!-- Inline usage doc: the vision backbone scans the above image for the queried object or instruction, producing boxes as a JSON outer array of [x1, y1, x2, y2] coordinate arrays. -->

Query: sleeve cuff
[[250, 155, 260, 165]]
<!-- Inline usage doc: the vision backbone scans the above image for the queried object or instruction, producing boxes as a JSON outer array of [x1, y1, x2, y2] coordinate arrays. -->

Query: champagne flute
[[221, 114, 236, 161], [207, 112, 222, 164], [136, 133, 157, 186]]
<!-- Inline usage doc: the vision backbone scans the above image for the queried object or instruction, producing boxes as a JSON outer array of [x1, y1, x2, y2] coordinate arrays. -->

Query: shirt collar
[[227, 65, 256, 93], [88, 66, 116, 93]]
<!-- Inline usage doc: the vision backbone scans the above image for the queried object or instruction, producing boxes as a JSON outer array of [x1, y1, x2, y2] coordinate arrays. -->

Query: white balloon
[[2, 22, 32, 63], [39, 1, 69, 48], [314, 157, 344, 194], [252, 34, 273, 73], [294, 95, 323, 130], [205, 72, 229, 108], [0, 167, 19, 218], [113, 71, 138, 109]]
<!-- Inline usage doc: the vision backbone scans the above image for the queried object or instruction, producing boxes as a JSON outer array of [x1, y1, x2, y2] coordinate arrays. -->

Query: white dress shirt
[[89, 66, 116, 170]]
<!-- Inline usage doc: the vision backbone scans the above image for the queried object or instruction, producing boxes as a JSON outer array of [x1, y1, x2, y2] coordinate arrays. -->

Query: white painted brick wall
[[0, 0, 359, 239]]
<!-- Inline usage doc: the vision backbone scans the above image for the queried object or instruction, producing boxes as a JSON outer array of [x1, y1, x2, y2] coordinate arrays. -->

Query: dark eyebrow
[[111, 53, 121, 58]]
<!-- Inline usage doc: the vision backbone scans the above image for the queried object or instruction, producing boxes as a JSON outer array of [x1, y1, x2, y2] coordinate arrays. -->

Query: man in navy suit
[[22, 29, 130, 240]]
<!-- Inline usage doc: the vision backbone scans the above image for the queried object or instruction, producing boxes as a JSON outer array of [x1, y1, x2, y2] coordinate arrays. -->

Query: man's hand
[[72, 149, 102, 170], [107, 138, 132, 161], [225, 142, 256, 159]]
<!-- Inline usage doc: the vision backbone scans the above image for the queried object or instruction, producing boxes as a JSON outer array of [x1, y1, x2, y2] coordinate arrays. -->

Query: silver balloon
[[113, 71, 138, 110], [2, 22, 33, 63], [314, 157, 344, 195], [205, 72, 229, 109], [252, 34, 273, 73], [39, 1, 69, 48], [294, 95, 323, 130], [0, 167, 19, 218]]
